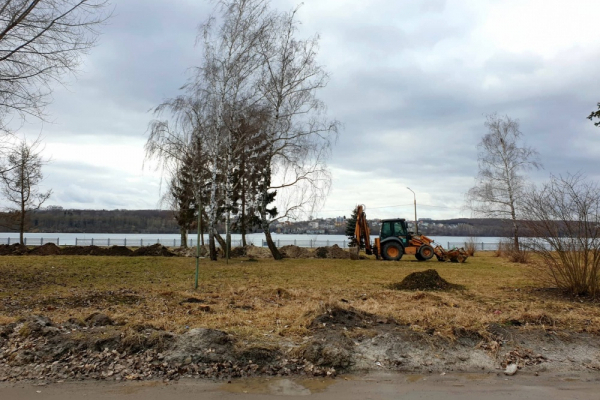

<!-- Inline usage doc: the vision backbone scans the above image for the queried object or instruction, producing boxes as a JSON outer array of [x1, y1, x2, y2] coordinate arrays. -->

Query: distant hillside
[[0, 209, 180, 234], [0, 208, 515, 236]]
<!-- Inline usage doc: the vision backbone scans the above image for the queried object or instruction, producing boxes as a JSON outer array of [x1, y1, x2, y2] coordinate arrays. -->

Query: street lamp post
[[407, 187, 418, 235]]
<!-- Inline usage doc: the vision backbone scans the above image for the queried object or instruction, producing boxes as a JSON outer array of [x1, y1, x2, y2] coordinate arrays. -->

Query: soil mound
[[245, 245, 273, 259], [314, 244, 352, 259], [229, 246, 246, 258], [310, 306, 376, 330], [103, 246, 133, 256], [28, 243, 61, 256], [389, 269, 462, 291], [280, 245, 311, 258], [131, 243, 175, 257], [0, 243, 29, 255]]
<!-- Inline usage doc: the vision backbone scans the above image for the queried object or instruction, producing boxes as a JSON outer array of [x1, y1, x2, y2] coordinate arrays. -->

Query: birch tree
[[195, 0, 273, 260], [254, 7, 338, 259], [467, 114, 541, 251]]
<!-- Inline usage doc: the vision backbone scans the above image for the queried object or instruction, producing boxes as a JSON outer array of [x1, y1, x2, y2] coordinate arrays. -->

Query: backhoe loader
[[352, 205, 468, 262]]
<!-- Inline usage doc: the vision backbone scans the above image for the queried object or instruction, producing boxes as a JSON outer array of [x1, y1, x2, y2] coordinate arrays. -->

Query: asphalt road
[[1, 371, 598, 400]]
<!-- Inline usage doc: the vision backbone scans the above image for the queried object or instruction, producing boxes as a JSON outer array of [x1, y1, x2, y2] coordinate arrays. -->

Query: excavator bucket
[[433, 245, 468, 263]]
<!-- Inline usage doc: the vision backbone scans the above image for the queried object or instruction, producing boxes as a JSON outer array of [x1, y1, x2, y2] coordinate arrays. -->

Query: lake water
[[0, 232, 503, 249]]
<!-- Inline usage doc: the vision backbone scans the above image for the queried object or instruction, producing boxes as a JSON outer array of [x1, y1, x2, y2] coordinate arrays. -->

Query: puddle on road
[[221, 377, 337, 396], [406, 374, 425, 383]]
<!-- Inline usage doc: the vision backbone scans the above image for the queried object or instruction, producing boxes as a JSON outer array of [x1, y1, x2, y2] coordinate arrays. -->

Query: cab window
[[380, 222, 392, 239], [393, 222, 406, 236]]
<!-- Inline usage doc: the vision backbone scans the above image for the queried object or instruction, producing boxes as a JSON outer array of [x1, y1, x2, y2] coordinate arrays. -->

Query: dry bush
[[497, 239, 530, 264], [465, 237, 477, 257], [522, 174, 600, 297]]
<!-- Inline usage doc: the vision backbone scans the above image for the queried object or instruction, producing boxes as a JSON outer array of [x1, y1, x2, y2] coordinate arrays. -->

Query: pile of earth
[[245, 245, 274, 259], [388, 269, 463, 291], [0, 315, 336, 383], [314, 244, 352, 259], [131, 243, 176, 257], [280, 245, 312, 258], [0, 243, 31, 255]]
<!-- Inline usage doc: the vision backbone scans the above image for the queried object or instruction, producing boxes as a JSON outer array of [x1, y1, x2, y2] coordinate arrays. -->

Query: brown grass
[[0, 253, 599, 344]]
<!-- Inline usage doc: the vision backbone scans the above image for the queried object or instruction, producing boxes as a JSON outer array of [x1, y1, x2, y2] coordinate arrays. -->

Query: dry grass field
[[1, 252, 599, 345]]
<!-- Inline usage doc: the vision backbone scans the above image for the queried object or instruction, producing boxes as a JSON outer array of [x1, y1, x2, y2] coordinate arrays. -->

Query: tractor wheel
[[417, 245, 434, 260], [382, 242, 403, 261], [415, 253, 425, 261]]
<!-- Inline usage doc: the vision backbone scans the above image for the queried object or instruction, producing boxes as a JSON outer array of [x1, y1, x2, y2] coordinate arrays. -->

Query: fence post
[[294, 240, 296, 246], [277, 239, 280, 247], [327, 240, 329, 246], [24, 238, 27, 245], [76, 238, 78, 246], [91, 238, 94, 246], [108, 238, 110, 246], [343, 241, 346, 248], [124, 238, 127, 246], [57, 238, 59, 246], [141, 239, 143, 247], [447, 242, 450, 249], [174, 239, 176, 247], [7, 237, 9, 245]]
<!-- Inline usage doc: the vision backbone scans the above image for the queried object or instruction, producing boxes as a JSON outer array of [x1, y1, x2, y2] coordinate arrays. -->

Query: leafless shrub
[[496, 238, 529, 263], [522, 173, 600, 297], [465, 237, 477, 256]]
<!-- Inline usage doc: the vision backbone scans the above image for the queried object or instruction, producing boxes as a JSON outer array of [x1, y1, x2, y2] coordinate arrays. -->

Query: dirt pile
[[0, 243, 29, 255], [314, 244, 352, 259], [389, 269, 462, 291], [0, 315, 336, 383], [104, 246, 134, 256], [245, 245, 273, 259], [280, 245, 312, 258], [27, 243, 61, 256], [131, 243, 175, 257]]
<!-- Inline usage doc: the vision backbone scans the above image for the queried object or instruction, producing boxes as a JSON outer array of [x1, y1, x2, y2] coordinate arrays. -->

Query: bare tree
[[253, 6, 338, 259], [521, 173, 600, 297], [0, 136, 52, 244], [0, 0, 111, 130], [467, 114, 541, 251]]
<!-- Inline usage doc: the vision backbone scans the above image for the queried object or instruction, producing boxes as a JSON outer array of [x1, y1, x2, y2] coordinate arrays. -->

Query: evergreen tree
[[345, 206, 359, 244]]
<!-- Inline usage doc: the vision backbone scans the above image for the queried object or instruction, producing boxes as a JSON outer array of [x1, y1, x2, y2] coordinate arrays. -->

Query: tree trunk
[[262, 220, 282, 259], [214, 231, 227, 253], [208, 162, 219, 261], [180, 227, 188, 248], [241, 176, 247, 247]]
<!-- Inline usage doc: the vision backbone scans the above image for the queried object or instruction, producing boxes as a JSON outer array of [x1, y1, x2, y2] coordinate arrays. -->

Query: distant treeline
[[1, 209, 180, 234], [0, 208, 516, 236]]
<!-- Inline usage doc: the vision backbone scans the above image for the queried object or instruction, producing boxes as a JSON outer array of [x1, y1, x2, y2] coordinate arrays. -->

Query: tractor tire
[[417, 245, 434, 261], [382, 242, 403, 261], [415, 253, 425, 261]]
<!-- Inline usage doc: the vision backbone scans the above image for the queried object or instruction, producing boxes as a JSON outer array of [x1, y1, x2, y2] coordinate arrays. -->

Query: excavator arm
[[353, 205, 380, 258]]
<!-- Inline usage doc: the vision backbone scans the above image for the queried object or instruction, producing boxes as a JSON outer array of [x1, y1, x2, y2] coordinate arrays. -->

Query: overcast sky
[[10, 0, 600, 220]]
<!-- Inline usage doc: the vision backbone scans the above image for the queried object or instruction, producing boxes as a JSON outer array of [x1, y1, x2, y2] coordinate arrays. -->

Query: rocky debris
[[171, 246, 210, 258], [0, 315, 336, 383], [504, 363, 518, 375], [85, 313, 114, 327], [131, 244, 176, 257], [280, 245, 312, 259], [501, 347, 547, 369], [314, 244, 352, 259], [388, 269, 463, 291], [28, 243, 61, 256]]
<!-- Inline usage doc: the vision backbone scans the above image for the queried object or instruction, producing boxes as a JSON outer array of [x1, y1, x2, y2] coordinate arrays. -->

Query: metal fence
[[447, 241, 500, 251], [0, 236, 502, 250], [0, 237, 60, 246], [262, 239, 350, 248]]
